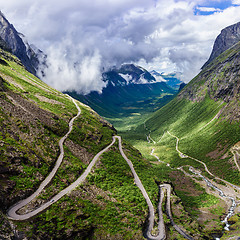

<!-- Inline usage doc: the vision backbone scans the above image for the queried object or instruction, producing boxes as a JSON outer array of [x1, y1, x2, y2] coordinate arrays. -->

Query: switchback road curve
[[8, 97, 188, 239], [7, 96, 82, 220]]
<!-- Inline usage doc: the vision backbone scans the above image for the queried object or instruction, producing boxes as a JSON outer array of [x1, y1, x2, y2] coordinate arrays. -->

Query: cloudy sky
[[1, 0, 240, 93]]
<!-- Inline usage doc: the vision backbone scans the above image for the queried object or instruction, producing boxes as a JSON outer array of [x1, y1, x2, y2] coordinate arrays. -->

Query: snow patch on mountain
[[119, 73, 133, 84], [154, 75, 167, 82]]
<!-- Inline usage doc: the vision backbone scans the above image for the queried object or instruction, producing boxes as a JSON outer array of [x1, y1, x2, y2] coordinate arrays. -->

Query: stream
[[189, 167, 237, 234], [145, 128, 239, 239]]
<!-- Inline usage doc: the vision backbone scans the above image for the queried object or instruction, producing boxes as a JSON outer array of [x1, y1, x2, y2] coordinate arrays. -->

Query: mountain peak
[[202, 21, 240, 69], [103, 63, 156, 87], [0, 11, 46, 76]]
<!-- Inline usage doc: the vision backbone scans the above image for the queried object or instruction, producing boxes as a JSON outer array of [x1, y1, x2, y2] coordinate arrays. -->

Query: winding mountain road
[[7, 137, 117, 220], [7, 97, 118, 220], [150, 149, 193, 240], [7, 96, 204, 239], [144, 104, 240, 238], [7, 98, 167, 240], [116, 136, 166, 240], [145, 126, 240, 238], [162, 184, 193, 240]]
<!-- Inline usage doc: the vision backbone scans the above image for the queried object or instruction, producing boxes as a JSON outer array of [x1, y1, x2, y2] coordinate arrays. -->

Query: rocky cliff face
[[0, 11, 46, 76], [179, 40, 240, 122], [202, 21, 240, 69], [0, 36, 11, 53]]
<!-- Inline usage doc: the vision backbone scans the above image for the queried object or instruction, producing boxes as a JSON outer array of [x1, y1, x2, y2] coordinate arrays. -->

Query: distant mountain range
[[0, 11, 46, 76], [102, 63, 183, 90], [103, 63, 156, 87], [67, 64, 178, 124]]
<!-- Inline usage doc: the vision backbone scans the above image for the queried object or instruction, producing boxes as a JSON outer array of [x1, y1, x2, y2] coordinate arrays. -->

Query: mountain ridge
[[179, 41, 240, 122], [103, 63, 157, 87], [0, 11, 46, 76], [202, 21, 240, 69]]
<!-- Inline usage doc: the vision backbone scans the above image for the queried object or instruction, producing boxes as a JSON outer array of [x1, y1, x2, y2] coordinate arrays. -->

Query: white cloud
[[233, 0, 240, 5], [1, 0, 240, 92], [39, 41, 105, 94], [196, 6, 222, 12]]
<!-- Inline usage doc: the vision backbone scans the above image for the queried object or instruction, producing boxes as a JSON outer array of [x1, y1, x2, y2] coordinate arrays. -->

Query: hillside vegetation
[[1, 31, 240, 240]]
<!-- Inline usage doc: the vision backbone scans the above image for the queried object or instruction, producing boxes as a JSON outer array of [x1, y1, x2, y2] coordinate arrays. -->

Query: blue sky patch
[[194, 0, 233, 15]]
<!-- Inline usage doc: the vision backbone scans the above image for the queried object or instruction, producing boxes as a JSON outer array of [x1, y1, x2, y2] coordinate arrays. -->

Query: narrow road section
[[116, 136, 166, 240], [151, 148, 193, 240], [8, 137, 116, 220], [162, 184, 193, 240], [231, 147, 240, 173]]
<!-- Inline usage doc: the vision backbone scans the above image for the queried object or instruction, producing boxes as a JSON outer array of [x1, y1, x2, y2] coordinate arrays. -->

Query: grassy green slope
[[143, 42, 240, 182], [121, 42, 240, 238], [144, 97, 240, 181]]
